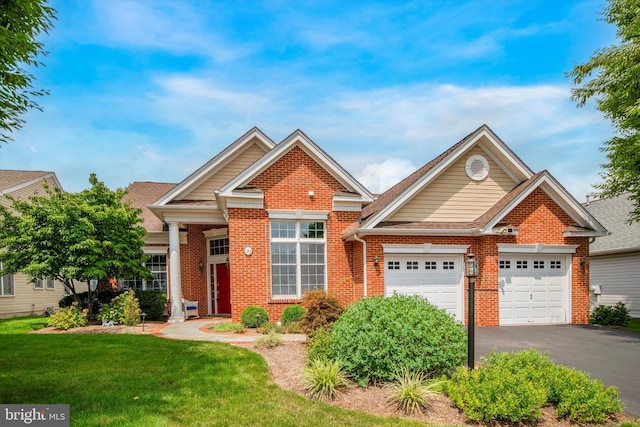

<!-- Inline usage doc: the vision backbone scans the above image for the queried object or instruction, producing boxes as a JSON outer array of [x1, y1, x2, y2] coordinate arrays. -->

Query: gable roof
[[124, 182, 177, 233], [153, 127, 276, 206], [346, 126, 606, 238], [219, 129, 374, 202], [586, 193, 640, 255], [359, 125, 532, 227], [0, 169, 62, 195]]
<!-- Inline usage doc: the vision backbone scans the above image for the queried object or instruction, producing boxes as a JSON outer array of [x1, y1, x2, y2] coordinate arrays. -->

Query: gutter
[[353, 233, 367, 297]]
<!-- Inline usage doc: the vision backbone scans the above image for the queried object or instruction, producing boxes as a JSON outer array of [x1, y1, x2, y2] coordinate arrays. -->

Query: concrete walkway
[[155, 318, 307, 343]]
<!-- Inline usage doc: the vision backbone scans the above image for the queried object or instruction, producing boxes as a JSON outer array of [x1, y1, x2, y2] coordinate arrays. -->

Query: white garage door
[[499, 255, 568, 325], [385, 254, 463, 320]]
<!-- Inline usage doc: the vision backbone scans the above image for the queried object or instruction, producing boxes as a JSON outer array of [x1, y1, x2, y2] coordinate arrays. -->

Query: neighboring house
[[585, 193, 640, 317], [132, 124, 606, 326], [0, 170, 65, 318]]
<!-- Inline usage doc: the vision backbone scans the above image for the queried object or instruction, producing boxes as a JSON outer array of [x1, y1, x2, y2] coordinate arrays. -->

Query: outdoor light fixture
[[373, 256, 379, 266], [580, 256, 588, 267], [198, 259, 204, 272], [466, 253, 478, 369]]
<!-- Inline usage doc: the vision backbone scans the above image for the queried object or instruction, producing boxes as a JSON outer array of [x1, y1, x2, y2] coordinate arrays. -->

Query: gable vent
[[466, 155, 490, 181]]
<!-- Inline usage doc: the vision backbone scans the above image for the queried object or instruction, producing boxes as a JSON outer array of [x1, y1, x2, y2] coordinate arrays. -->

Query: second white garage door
[[385, 254, 463, 320], [499, 255, 569, 325]]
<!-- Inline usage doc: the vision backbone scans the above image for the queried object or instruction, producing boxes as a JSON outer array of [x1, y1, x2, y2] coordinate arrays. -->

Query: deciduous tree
[[568, 0, 640, 222], [0, 174, 152, 315], [0, 0, 56, 143]]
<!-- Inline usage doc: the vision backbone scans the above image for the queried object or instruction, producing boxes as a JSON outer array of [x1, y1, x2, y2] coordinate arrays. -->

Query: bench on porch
[[182, 299, 200, 319]]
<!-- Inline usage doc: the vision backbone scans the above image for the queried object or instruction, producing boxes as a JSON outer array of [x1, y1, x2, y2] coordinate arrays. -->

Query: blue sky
[[1, 0, 616, 201]]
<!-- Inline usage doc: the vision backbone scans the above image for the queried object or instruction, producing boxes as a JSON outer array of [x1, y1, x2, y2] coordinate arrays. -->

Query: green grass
[[0, 316, 48, 334], [0, 325, 422, 426], [623, 318, 640, 333], [209, 321, 245, 334]]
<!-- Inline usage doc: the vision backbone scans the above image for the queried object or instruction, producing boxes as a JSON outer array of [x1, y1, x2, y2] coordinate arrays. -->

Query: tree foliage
[[0, 174, 152, 315], [568, 0, 640, 222], [0, 0, 56, 143]]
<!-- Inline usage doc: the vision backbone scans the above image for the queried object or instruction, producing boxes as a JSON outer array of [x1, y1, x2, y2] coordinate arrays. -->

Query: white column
[[168, 221, 184, 322]]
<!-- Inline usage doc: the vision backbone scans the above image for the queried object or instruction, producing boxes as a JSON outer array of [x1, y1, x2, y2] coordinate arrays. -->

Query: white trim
[[345, 228, 481, 239], [267, 209, 329, 220], [0, 172, 63, 196], [142, 245, 168, 254], [202, 228, 229, 238], [153, 128, 275, 205], [382, 244, 470, 254], [497, 243, 579, 254], [219, 130, 374, 202], [333, 196, 364, 212], [225, 194, 264, 209]]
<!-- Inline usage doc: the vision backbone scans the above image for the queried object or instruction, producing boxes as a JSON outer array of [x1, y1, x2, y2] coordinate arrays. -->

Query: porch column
[[168, 221, 184, 322]]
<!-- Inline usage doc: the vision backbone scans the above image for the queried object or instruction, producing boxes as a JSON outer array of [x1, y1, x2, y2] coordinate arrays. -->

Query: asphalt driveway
[[475, 325, 640, 418]]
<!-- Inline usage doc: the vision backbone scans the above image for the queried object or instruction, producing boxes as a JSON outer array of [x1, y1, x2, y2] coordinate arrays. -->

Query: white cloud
[[356, 158, 418, 194]]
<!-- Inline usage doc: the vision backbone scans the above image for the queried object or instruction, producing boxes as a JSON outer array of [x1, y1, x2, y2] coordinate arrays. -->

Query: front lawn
[[0, 315, 48, 334], [0, 332, 422, 426], [624, 318, 640, 333]]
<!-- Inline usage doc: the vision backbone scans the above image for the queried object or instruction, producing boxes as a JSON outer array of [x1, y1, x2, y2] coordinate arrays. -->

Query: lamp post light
[[466, 253, 478, 369]]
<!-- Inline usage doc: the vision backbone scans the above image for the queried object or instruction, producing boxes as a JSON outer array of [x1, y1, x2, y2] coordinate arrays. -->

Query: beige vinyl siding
[[184, 142, 267, 200], [389, 146, 516, 222], [0, 177, 59, 209], [0, 273, 66, 318], [590, 252, 640, 318]]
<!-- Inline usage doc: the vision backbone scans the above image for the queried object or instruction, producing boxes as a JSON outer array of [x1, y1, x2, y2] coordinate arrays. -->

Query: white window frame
[[0, 263, 14, 297], [33, 279, 44, 290], [119, 252, 168, 292], [46, 277, 55, 290], [270, 219, 327, 299]]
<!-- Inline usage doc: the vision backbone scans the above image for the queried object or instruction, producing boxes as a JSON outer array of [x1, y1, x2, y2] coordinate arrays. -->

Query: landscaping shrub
[[134, 290, 167, 319], [210, 322, 245, 334], [259, 321, 285, 334], [255, 332, 283, 349], [590, 301, 631, 327], [446, 349, 623, 424], [302, 358, 350, 401], [99, 289, 141, 326], [306, 327, 332, 361], [280, 304, 306, 324], [325, 294, 466, 384], [298, 290, 344, 334], [47, 304, 87, 330], [240, 305, 269, 328], [549, 365, 623, 423], [59, 290, 121, 318], [384, 368, 443, 415]]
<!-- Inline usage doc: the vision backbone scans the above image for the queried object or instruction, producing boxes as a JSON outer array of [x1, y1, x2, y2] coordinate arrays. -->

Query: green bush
[[255, 332, 283, 349], [259, 321, 285, 334], [59, 290, 121, 318], [280, 304, 306, 324], [302, 358, 350, 401], [446, 349, 623, 424], [47, 305, 87, 330], [590, 302, 631, 326], [325, 294, 466, 385], [240, 305, 269, 328], [135, 291, 167, 319], [306, 327, 332, 361], [446, 349, 551, 422], [550, 365, 623, 423], [99, 289, 141, 326], [298, 290, 344, 334]]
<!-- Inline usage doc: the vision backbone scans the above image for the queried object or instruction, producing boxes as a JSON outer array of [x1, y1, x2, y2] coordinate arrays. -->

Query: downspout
[[353, 233, 367, 297]]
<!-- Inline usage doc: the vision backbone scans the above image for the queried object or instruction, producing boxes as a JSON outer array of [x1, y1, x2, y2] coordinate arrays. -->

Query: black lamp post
[[466, 253, 478, 369]]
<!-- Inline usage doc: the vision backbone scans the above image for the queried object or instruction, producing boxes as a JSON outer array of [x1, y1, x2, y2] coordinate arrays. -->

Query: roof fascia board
[[147, 204, 227, 225], [220, 130, 374, 201], [344, 228, 481, 239], [154, 128, 275, 205], [497, 243, 579, 254], [382, 243, 470, 254], [361, 126, 531, 230], [0, 172, 60, 196], [482, 172, 608, 234], [477, 141, 521, 184]]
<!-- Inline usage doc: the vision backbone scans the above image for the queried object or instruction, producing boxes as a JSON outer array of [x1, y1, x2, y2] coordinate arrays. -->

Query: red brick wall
[[359, 188, 590, 326], [227, 146, 360, 321]]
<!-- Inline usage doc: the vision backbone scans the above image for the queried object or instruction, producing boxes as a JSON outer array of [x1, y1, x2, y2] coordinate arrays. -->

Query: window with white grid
[[271, 221, 325, 298]]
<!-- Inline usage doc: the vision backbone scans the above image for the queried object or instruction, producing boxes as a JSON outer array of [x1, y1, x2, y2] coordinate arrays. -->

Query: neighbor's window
[[271, 221, 325, 298], [46, 277, 55, 289], [33, 279, 44, 290], [0, 263, 14, 296], [120, 255, 167, 292]]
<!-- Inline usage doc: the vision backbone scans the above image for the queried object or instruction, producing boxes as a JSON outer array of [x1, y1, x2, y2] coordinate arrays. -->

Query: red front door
[[213, 263, 231, 315]]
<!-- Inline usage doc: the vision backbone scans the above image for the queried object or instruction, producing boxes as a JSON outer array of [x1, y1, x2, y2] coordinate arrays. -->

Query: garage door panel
[[499, 255, 568, 325], [385, 254, 463, 320]]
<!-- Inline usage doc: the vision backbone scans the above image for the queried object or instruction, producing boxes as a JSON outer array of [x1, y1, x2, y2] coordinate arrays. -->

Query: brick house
[[126, 125, 606, 326]]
